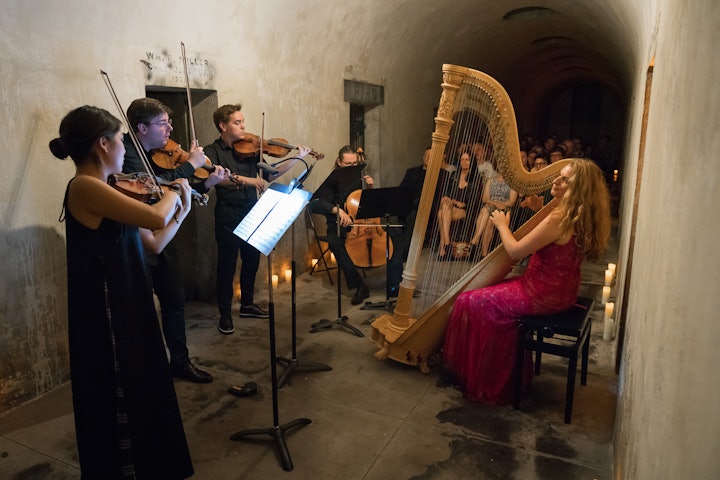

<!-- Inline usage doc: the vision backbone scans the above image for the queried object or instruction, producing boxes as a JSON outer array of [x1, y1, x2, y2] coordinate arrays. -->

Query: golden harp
[[370, 64, 571, 372]]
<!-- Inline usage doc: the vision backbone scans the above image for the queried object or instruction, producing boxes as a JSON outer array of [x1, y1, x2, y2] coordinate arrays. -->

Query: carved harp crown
[[370, 64, 570, 372]]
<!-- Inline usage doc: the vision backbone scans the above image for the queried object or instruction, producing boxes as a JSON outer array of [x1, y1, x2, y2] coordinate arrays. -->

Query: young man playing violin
[[204, 103, 310, 334], [309, 145, 374, 305], [123, 97, 229, 383]]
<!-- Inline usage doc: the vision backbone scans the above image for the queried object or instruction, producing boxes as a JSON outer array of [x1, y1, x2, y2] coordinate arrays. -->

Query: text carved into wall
[[141, 50, 215, 88]]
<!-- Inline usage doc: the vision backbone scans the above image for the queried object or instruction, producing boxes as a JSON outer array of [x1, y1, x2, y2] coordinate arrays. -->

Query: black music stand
[[229, 183, 312, 472], [276, 212, 332, 388], [308, 208, 365, 337], [355, 187, 413, 311], [307, 165, 367, 337]]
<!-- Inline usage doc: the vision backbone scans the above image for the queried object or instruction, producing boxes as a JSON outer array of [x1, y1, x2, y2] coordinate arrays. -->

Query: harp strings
[[413, 79, 503, 317]]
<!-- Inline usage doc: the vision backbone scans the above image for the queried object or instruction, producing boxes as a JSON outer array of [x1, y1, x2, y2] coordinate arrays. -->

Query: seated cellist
[[309, 145, 374, 305]]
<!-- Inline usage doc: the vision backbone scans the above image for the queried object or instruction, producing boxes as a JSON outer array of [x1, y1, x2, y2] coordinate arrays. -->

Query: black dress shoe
[[239, 303, 270, 319], [228, 381, 257, 398], [172, 362, 213, 384], [218, 314, 234, 335], [351, 285, 370, 305]]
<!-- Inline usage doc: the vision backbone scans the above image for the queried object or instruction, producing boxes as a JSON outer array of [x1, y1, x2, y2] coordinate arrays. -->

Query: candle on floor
[[604, 302, 614, 320], [284, 269, 292, 283], [603, 317, 614, 341], [604, 269, 613, 286], [602, 286, 611, 304], [330, 253, 336, 264], [311, 258, 318, 267], [608, 263, 616, 279], [272, 274, 279, 288]]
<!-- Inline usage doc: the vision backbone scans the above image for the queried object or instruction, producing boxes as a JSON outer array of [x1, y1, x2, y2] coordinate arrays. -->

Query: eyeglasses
[[340, 161, 358, 167], [147, 119, 173, 128]]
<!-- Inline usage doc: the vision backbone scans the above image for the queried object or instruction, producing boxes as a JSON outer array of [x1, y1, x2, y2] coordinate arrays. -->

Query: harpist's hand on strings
[[490, 209, 510, 228]]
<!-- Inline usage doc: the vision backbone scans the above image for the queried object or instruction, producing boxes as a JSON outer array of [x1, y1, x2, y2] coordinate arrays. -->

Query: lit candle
[[330, 253, 336, 264], [603, 317, 614, 341], [604, 269, 612, 286], [284, 269, 292, 283], [604, 302, 614, 320], [613, 169, 619, 182], [311, 258, 318, 267], [602, 286, 611, 304], [608, 263, 616, 279], [272, 274, 279, 288]]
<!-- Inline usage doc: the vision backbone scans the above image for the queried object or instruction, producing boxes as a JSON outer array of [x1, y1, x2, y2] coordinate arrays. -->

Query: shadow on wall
[[0, 226, 69, 414]]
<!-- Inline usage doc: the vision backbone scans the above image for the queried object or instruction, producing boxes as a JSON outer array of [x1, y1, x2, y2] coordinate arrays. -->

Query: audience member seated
[[549, 148, 565, 163], [436, 152, 477, 260], [472, 142, 495, 181], [467, 170, 518, 259]]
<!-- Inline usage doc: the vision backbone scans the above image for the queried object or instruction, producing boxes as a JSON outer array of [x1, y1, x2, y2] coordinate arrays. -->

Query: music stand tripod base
[[230, 418, 312, 472], [309, 316, 364, 337], [276, 356, 333, 388], [361, 298, 396, 312]]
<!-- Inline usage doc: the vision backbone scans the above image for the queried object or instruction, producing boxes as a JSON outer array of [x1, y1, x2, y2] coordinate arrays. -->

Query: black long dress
[[63, 183, 193, 479]]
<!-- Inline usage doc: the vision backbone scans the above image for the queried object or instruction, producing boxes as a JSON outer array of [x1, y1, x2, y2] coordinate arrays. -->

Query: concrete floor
[[0, 248, 617, 480]]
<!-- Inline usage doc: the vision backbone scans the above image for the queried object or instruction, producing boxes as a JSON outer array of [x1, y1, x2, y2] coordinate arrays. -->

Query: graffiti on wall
[[140, 49, 215, 88]]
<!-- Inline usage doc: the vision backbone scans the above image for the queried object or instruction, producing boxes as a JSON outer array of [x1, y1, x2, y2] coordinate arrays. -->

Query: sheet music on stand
[[233, 183, 312, 255]]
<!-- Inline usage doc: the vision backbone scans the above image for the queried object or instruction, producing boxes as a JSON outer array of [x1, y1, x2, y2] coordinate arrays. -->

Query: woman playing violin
[[204, 103, 311, 334], [122, 97, 220, 384], [51, 105, 194, 479]]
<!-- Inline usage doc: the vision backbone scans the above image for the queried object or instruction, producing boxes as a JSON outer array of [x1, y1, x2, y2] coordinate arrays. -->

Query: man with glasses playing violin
[[204, 103, 310, 335], [123, 97, 229, 384]]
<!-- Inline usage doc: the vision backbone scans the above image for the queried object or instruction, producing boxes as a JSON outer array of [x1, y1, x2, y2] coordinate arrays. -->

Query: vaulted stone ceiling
[[366, 0, 640, 124]]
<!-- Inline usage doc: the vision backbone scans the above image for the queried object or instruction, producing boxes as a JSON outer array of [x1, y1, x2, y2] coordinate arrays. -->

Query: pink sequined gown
[[443, 237, 582, 404]]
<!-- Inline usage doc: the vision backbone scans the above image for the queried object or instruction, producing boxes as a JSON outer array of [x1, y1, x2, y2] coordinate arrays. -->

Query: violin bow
[[180, 42, 198, 147], [100, 70, 164, 196]]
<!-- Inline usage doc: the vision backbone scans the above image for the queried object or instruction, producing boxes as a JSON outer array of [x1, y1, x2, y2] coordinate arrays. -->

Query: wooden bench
[[513, 296, 594, 424]]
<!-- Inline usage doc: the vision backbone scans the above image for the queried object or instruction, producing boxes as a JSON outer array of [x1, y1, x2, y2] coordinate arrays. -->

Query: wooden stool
[[513, 296, 594, 423]]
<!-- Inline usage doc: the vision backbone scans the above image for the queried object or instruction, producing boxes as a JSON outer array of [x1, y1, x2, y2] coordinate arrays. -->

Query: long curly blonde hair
[[557, 159, 611, 261]]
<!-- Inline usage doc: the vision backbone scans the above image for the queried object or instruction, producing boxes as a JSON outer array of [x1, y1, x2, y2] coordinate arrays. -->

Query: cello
[[343, 150, 393, 268]]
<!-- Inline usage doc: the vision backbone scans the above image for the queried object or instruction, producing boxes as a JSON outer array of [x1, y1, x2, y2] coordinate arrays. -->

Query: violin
[[109, 172, 209, 206], [151, 138, 190, 169], [151, 138, 239, 185], [233, 132, 325, 160]]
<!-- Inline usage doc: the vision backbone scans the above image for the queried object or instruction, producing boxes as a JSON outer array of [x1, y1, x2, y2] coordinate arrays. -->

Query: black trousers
[[215, 207, 261, 315], [326, 220, 365, 291], [148, 245, 188, 367]]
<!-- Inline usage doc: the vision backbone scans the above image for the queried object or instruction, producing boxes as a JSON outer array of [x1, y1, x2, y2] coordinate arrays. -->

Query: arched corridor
[[1, 1, 718, 478]]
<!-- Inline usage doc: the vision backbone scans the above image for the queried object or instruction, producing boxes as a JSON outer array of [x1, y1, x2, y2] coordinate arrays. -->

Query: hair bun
[[49, 137, 69, 159]]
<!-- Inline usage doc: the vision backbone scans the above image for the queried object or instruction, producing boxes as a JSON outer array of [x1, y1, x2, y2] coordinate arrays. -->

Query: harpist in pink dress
[[442, 237, 582, 404]]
